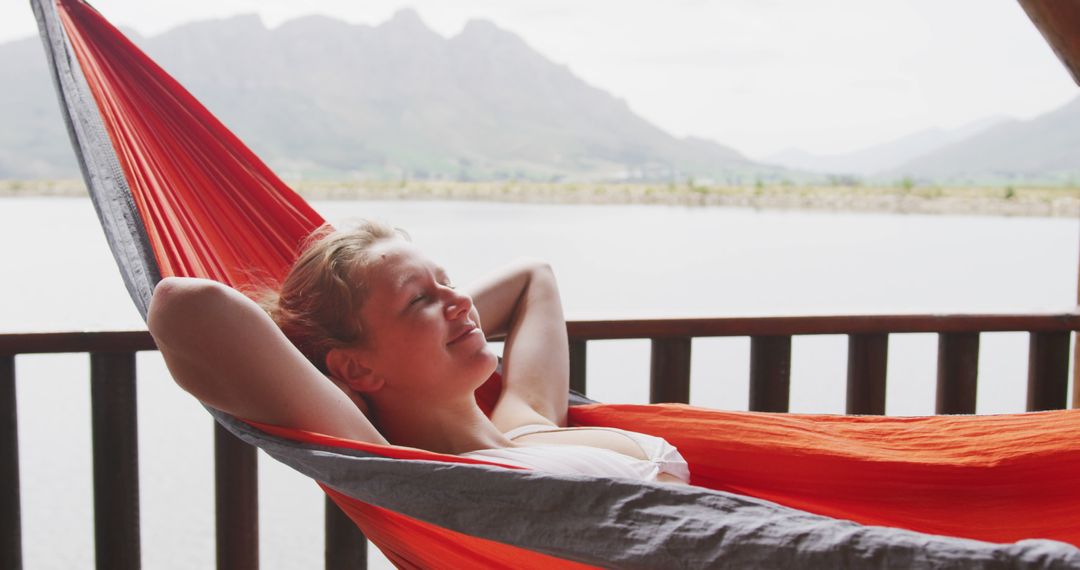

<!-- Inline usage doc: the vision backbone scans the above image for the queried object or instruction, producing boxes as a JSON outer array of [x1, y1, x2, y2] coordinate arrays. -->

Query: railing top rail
[[568, 311, 1080, 339], [0, 331, 157, 355], [2, 311, 1078, 353]]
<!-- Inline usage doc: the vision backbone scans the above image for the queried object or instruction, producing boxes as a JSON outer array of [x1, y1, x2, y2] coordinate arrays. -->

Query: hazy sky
[[5, 0, 1078, 158]]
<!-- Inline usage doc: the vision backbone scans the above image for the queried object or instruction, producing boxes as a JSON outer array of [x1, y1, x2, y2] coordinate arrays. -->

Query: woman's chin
[[481, 346, 500, 371], [472, 347, 499, 379]]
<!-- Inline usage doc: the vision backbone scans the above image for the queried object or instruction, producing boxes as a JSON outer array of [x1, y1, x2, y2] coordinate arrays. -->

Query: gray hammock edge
[[209, 405, 1080, 570]]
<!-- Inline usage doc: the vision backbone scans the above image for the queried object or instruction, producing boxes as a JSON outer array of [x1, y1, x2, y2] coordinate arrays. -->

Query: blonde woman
[[147, 220, 689, 484]]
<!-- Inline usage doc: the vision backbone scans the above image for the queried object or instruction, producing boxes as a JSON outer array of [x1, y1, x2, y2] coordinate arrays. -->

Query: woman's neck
[[375, 394, 512, 454]]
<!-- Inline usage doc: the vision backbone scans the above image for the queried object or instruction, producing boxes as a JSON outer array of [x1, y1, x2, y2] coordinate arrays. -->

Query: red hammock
[[40, 0, 1080, 566], [250, 404, 1080, 552]]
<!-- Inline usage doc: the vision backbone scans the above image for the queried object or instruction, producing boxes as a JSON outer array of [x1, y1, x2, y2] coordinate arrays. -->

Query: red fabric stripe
[[57, 0, 323, 289], [570, 404, 1080, 547]]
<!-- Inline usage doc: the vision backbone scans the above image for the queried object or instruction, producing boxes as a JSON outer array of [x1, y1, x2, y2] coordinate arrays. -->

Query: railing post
[[1028, 331, 1070, 411], [1, 355, 20, 570], [749, 336, 791, 412], [326, 496, 366, 570], [90, 352, 140, 570], [936, 333, 979, 414], [569, 339, 587, 396], [846, 333, 888, 415], [650, 337, 691, 404], [216, 424, 258, 570]]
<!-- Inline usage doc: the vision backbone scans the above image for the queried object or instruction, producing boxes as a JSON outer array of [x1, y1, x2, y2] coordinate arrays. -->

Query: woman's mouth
[[447, 325, 478, 345]]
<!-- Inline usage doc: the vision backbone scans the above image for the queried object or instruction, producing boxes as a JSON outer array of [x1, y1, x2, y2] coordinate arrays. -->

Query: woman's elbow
[[147, 277, 224, 347], [521, 260, 558, 292], [512, 258, 554, 282]]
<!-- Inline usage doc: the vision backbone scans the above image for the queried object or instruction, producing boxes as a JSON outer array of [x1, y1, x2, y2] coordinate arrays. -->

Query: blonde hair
[[256, 219, 410, 373]]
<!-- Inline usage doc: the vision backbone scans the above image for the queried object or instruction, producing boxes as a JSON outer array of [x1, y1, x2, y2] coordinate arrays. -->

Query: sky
[[5, 0, 1078, 158]]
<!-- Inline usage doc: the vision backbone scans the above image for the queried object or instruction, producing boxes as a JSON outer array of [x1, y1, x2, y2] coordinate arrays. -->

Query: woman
[[147, 219, 689, 484]]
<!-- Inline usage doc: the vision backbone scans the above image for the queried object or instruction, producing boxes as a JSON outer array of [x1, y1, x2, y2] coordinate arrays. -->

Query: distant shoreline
[[3, 179, 1078, 218]]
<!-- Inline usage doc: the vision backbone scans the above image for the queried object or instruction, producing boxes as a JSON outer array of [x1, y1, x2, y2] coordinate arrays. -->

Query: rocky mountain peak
[[381, 8, 431, 34]]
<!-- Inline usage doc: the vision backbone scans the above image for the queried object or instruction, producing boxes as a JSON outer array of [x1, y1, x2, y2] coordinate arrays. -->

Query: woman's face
[[354, 238, 498, 399]]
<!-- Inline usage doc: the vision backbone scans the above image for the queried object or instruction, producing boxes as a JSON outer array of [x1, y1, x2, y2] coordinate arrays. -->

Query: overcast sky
[[5, 0, 1078, 158]]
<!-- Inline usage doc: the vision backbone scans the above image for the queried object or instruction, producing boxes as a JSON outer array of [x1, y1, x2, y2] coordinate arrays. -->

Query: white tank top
[[461, 425, 691, 483]]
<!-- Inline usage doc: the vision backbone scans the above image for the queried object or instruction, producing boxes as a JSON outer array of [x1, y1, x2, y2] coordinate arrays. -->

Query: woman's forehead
[[367, 240, 444, 289]]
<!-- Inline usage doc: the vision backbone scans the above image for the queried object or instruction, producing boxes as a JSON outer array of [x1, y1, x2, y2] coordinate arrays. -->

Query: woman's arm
[[467, 259, 569, 428], [147, 277, 387, 444]]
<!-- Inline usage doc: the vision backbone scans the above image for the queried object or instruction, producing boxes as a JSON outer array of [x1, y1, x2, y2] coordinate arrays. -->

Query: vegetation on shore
[[2, 179, 1078, 218]]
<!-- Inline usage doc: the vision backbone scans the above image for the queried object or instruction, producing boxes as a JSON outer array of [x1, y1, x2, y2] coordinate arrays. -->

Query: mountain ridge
[[886, 96, 1080, 185], [1, 9, 774, 182], [764, 115, 1009, 177], [2, 10, 1076, 185]]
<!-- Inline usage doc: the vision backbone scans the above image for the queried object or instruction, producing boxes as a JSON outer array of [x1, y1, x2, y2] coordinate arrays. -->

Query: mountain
[[764, 116, 1007, 177], [0, 10, 779, 182], [886, 96, 1080, 185], [0, 35, 79, 178]]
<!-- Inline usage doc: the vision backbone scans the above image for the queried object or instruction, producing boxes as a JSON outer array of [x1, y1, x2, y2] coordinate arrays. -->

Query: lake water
[[2, 197, 1077, 569]]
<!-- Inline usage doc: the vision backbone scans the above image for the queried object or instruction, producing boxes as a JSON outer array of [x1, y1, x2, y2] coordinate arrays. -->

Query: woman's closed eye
[[409, 282, 454, 306]]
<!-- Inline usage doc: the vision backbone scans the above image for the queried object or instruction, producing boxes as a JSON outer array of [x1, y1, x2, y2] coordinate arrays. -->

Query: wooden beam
[[650, 338, 691, 404], [215, 424, 258, 570], [936, 333, 979, 414], [1, 355, 20, 570], [749, 336, 791, 412], [90, 352, 140, 570], [565, 312, 1080, 340], [846, 333, 888, 415], [325, 496, 366, 570], [569, 339, 587, 396], [1018, 0, 1080, 85], [1028, 331, 1070, 411], [3, 311, 1080, 353], [0, 331, 157, 355]]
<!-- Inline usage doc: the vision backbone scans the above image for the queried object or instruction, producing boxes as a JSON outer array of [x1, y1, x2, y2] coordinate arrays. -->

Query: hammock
[[32, 0, 1080, 567]]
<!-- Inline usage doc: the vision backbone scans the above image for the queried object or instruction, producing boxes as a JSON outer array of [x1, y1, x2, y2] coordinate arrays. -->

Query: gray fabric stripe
[[32, 0, 162, 316], [210, 407, 1080, 569], [568, 388, 595, 407]]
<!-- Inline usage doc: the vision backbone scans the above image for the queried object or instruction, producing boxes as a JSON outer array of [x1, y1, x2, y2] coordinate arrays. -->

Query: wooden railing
[[567, 312, 1078, 413], [2, 311, 1078, 570]]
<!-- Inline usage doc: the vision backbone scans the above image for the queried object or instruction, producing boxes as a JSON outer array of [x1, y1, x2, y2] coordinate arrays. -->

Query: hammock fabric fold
[[32, 0, 1080, 567]]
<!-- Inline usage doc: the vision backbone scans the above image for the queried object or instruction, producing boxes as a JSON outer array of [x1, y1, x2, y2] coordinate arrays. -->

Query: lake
[[2, 197, 1076, 569]]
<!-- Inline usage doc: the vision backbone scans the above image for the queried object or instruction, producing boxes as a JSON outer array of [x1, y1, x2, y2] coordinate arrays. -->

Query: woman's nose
[[444, 287, 473, 319]]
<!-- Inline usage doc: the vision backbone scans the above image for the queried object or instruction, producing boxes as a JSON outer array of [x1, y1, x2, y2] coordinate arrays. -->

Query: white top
[[461, 425, 691, 483]]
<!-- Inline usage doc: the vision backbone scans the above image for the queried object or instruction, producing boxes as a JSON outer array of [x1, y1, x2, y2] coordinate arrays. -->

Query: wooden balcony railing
[[2, 311, 1078, 570]]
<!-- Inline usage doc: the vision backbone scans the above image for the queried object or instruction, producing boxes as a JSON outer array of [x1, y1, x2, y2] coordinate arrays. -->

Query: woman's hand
[[467, 260, 570, 428]]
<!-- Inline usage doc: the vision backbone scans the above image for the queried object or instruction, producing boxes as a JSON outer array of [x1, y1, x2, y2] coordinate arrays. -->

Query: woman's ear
[[325, 374, 373, 417], [325, 347, 385, 394]]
